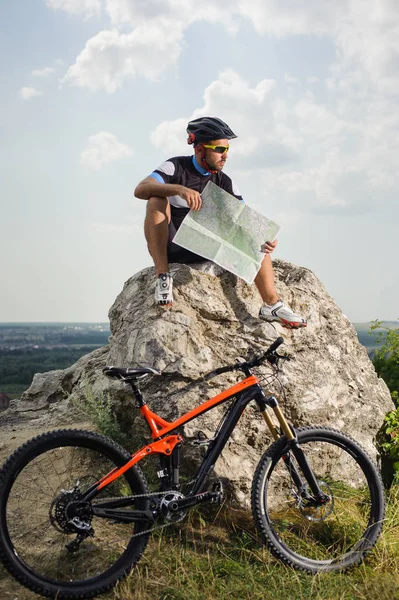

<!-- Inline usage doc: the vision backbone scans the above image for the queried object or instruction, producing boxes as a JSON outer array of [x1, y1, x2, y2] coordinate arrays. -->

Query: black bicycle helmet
[[187, 116, 237, 145]]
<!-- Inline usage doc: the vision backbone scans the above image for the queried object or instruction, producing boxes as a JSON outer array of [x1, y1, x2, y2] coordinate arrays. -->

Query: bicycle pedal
[[210, 480, 224, 504]]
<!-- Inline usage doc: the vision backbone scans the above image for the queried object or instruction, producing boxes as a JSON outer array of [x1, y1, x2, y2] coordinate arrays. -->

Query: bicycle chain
[[92, 489, 181, 539]]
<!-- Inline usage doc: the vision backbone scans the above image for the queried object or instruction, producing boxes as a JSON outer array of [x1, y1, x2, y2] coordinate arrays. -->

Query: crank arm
[[169, 491, 220, 513]]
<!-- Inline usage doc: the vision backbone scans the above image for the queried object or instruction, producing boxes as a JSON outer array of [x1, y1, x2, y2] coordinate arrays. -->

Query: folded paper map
[[172, 181, 280, 284]]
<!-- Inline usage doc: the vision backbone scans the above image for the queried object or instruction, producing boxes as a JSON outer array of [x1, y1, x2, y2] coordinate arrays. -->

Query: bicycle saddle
[[103, 366, 161, 380]]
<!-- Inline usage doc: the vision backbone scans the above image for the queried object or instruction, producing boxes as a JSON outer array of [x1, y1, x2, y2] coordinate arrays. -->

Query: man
[[134, 116, 306, 328]]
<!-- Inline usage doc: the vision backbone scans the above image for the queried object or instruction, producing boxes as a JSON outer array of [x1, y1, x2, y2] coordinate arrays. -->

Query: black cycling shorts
[[167, 242, 209, 265]]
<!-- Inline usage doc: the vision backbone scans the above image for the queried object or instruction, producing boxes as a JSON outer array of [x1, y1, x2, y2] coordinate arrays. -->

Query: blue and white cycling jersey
[[149, 155, 243, 233]]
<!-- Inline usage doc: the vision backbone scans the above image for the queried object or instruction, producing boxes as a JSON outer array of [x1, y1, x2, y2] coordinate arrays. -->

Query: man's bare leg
[[255, 255, 306, 328], [144, 197, 170, 275], [144, 197, 174, 306], [254, 254, 279, 305]]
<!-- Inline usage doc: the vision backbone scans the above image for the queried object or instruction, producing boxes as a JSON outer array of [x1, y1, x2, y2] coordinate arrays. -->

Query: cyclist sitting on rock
[[134, 116, 306, 329]]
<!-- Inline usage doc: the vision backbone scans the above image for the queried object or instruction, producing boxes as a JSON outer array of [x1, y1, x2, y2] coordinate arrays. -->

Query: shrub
[[371, 321, 399, 485], [71, 380, 131, 449], [371, 320, 399, 404]]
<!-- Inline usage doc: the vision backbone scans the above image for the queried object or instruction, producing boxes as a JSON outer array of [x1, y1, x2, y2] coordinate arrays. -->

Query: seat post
[[128, 381, 147, 407]]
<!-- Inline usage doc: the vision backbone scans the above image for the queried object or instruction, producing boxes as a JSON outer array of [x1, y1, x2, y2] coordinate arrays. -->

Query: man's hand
[[261, 239, 278, 255], [178, 186, 202, 210]]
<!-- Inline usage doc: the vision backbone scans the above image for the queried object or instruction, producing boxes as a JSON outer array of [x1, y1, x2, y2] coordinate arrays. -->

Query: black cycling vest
[[150, 155, 243, 231]]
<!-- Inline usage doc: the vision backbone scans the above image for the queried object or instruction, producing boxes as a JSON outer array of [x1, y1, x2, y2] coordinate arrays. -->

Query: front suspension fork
[[261, 399, 328, 503]]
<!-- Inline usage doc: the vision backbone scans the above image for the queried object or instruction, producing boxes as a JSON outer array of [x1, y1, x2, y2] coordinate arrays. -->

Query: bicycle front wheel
[[0, 429, 150, 599], [251, 427, 385, 573]]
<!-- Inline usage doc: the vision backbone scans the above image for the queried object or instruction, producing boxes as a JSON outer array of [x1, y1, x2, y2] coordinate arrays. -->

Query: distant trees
[[0, 348, 94, 389], [371, 320, 399, 405], [372, 321, 399, 476]]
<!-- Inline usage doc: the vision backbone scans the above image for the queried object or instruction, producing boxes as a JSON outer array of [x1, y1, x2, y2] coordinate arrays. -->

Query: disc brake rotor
[[296, 481, 334, 522]]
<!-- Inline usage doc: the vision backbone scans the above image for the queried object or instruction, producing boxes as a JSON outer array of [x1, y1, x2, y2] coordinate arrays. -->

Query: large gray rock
[[3, 260, 393, 502]]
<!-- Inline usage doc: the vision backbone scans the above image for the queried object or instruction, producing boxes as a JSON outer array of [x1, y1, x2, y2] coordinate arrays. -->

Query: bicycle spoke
[[5, 441, 148, 583], [252, 427, 384, 571]]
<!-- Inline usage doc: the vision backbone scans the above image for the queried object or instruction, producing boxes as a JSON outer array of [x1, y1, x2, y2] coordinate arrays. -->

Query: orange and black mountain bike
[[0, 338, 385, 599]]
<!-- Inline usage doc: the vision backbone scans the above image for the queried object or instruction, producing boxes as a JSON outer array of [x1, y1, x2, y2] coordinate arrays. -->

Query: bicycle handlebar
[[203, 337, 286, 381], [265, 336, 285, 355], [244, 336, 285, 369], [202, 365, 237, 381]]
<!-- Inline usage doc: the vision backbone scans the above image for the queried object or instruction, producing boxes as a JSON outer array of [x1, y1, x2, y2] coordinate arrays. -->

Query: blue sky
[[1, 0, 398, 323]]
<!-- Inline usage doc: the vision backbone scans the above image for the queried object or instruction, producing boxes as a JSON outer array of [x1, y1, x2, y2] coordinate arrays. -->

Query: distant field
[[0, 323, 111, 401], [0, 346, 105, 399], [0, 322, 110, 348]]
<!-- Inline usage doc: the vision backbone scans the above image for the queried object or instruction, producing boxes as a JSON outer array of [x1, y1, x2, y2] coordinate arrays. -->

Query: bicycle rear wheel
[[0, 429, 150, 599], [251, 427, 385, 572]]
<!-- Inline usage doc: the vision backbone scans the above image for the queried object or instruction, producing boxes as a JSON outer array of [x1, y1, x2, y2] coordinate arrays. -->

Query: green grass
[[100, 494, 399, 600], [1, 492, 399, 600]]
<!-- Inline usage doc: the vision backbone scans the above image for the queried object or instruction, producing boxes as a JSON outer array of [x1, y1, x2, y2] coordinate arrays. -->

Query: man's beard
[[207, 157, 226, 171]]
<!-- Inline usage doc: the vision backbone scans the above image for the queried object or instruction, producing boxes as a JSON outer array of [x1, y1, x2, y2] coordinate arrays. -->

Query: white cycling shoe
[[259, 300, 307, 329], [155, 273, 173, 306]]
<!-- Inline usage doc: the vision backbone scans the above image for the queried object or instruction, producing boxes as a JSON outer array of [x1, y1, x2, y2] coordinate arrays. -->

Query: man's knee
[[146, 196, 170, 218]]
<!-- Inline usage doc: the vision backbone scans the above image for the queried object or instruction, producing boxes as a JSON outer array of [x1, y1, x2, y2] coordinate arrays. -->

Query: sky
[[0, 0, 398, 324]]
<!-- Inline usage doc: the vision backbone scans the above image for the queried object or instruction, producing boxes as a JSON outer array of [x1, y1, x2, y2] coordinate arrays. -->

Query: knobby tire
[[0, 429, 151, 599], [251, 427, 385, 573]]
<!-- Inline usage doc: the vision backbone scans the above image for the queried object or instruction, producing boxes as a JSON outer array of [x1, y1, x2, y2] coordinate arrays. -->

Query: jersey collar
[[192, 155, 210, 176]]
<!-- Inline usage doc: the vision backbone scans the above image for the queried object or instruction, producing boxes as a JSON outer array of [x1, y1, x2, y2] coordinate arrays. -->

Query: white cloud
[[80, 131, 133, 170], [19, 87, 43, 100], [235, 0, 399, 97], [151, 63, 398, 214], [151, 70, 276, 156], [32, 66, 56, 77], [150, 118, 188, 156], [46, 0, 102, 18], [104, 0, 239, 32], [55, 0, 399, 97], [61, 0, 241, 93], [54, 0, 399, 214], [236, 0, 345, 37], [105, 0, 174, 26], [62, 20, 184, 92]]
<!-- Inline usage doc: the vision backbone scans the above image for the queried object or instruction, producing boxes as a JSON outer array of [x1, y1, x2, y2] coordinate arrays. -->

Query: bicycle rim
[[252, 427, 384, 572], [0, 429, 150, 598]]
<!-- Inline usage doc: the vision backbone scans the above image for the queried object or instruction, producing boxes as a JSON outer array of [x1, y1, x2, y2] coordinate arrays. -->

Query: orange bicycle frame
[[96, 375, 259, 492]]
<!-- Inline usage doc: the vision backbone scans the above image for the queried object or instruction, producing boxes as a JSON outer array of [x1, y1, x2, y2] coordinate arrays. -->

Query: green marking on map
[[173, 181, 280, 284]]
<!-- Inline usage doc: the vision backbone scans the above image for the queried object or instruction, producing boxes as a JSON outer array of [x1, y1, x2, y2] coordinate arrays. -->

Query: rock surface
[[1, 260, 393, 502]]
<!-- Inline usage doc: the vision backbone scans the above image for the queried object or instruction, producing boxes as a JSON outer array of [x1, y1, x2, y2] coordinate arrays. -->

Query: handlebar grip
[[266, 337, 284, 355]]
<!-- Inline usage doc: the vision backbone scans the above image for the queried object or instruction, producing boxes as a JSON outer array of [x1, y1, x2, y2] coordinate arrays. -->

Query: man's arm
[[134, 176, 183, 199], [134, 176, 202, 210]]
